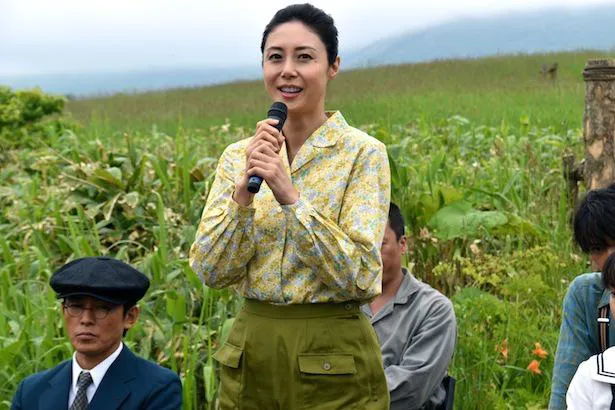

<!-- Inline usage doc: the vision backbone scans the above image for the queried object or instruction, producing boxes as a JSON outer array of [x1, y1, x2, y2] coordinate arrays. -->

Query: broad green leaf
[[219, 318, 235, 346], [90, 168, 125, 190], [124, 191, 139, 208], [428, 201, 508, 240]]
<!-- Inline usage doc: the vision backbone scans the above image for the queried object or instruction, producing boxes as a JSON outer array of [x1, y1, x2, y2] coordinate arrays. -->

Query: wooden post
[[583, 59, 615, 190]]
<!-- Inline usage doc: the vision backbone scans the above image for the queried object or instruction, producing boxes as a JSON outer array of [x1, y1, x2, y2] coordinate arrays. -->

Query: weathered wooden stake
[[582, 59, 615, 190]]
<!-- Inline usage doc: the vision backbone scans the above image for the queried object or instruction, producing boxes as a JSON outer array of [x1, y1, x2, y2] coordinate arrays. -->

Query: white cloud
[[1, 0, 614, 75]]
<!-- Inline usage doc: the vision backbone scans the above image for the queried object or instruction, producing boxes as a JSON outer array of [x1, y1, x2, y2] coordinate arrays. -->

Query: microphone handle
[[247, 118, 284, 193]]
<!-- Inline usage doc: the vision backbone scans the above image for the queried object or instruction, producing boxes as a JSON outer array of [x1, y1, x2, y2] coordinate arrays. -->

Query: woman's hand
[[233, 119, 288, 206], [247, 141, 299, 206], [246, 118, 284, 159]]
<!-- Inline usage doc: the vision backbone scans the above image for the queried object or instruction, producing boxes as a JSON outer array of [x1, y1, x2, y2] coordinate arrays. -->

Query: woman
[[567, 251, 615, 409], [189, 4, 390, 409]]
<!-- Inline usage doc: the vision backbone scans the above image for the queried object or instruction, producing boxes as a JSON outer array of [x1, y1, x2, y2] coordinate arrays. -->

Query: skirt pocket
[[298, 352, 360, 409], [213, 343, 244, 409], [298, 353, 356, 375]]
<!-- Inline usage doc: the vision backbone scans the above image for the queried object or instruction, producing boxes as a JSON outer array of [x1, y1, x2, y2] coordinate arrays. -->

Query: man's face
[[380, 223, 407, 285], [591, 245, 615, 271], [63, 296, 138, 362]]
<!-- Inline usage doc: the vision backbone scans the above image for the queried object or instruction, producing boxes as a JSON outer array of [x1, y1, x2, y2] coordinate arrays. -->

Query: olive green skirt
[[213, 299, 390, 410]]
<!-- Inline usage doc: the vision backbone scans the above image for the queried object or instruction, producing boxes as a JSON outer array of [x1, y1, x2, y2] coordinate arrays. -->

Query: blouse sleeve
[[282, 141, 390, 299], [189, 145, 256, 288]]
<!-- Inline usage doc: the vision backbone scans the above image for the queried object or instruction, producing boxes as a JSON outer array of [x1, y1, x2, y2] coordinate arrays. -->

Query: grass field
[[2, 50, 613, 409], [67, 50, 608, 135]]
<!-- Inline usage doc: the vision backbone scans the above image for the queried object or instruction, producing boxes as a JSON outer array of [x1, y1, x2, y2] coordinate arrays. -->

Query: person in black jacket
[[11, 256, 182, 410]]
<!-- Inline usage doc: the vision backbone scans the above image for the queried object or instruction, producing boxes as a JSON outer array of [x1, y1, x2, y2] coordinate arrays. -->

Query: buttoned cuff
[[229, 193, 256, 219], [281, 196, 313, 225]]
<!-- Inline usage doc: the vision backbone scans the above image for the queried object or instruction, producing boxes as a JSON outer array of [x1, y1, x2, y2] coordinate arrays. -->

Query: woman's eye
[[268, 53, 282, 60], [298, 54, 313, 60]]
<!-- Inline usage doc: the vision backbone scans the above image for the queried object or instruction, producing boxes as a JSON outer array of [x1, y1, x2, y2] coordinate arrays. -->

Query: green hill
[[68, 50, 612, 135]]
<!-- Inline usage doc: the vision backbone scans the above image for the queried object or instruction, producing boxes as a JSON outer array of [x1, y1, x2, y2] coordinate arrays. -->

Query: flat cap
[[50, 256, 150, 305]]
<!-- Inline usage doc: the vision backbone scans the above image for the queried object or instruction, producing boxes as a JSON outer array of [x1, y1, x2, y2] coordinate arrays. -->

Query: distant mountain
[[2, 5, 615, 96], [0, 66, 261, 97], [343, 5, 615, 68]]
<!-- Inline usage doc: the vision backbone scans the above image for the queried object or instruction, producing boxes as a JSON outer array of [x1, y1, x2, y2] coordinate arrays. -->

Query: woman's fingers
[[247, 142, 278, 166], [246, 162, 273, 180], [236, 118, 284, 199], [251, 143, 278, 158], [256, 118, 280, 129], [247, 148, 282, 176], [245, 142, 297, 205], [253, 121, 282, 149], [248, 151, 278, 170], [247, 133, 281, 160], [255, 129, 280, 148], [255, 119, 281, 143]]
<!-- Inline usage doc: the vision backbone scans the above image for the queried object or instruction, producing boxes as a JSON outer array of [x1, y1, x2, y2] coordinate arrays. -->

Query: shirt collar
[[393, 268, 420, 305], [308, 111, 347, 148], [72, 342, 123, 391], [592, 346, 615, 383], [599, 282, 611, 309], [363, 268, 420, 321]]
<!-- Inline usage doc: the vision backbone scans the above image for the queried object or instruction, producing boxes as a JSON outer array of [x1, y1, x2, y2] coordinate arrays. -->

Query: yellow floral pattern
[[189, 111, 390, 304]]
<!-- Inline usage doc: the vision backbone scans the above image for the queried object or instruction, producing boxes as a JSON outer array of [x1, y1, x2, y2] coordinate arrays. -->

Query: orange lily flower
[[496, 338, 509, 360], [532, 343, 548, 359], [527, 360, 542, 375]]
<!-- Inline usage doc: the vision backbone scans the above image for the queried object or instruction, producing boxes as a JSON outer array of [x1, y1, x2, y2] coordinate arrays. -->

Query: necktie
[[70, 371, 93, 410]]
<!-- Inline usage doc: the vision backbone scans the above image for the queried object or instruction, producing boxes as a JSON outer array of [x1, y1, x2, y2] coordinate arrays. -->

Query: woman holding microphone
[[190, 4, 390, 409]]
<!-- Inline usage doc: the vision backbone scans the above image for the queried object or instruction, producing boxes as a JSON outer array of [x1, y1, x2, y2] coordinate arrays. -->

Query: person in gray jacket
[[362, 202, 457, 410]]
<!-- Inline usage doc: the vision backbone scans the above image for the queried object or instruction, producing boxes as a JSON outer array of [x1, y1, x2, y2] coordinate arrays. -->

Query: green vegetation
[[1, 50, 601, 409], [0, 86, 72, 150], [67, 51, 611, 134]]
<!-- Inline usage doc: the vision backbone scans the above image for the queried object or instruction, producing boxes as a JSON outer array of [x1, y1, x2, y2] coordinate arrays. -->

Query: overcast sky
[[1, 0, 614, 76]]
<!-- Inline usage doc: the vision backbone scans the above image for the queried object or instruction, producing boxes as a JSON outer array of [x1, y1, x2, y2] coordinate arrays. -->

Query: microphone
[[247, 102, 288, 194]]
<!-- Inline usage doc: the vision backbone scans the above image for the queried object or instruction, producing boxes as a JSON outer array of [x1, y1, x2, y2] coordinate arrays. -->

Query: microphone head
[[268, 101, 288, 123]]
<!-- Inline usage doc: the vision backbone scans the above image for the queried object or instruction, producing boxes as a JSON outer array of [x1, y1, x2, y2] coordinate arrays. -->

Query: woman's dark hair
[[601, 252, 615, 290], [573, 183, 615, 253], [261, 3, 338, 66], [388, 202, 405, 241]]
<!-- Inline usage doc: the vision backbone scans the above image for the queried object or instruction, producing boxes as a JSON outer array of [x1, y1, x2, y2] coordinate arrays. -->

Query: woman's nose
[[281, 60, 297, 78]]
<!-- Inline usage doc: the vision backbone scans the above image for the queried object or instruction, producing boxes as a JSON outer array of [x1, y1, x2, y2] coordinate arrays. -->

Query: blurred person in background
[[567, 251, 615, 409], [550, 183, 615, 410], [362, 202, 457, 409]]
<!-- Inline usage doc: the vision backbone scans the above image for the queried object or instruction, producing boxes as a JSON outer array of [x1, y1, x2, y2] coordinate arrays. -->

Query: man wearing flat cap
[[11, 256, 182, 410]]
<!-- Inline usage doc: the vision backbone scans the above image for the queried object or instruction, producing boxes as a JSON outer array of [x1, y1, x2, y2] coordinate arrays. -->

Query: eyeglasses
[[63, 303, 117, 319]]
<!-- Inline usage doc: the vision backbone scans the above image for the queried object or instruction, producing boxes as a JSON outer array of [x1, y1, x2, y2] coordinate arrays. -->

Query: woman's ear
[[328, 56, 340, 80]]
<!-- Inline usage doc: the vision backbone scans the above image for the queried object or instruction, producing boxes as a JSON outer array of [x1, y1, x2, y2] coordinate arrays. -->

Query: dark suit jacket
[[11, 345, 182, 410]]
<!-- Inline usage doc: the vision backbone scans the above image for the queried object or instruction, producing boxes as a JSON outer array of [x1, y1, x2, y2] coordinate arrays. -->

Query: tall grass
[[1, 51, 605, 408], [0, 123, 245, 408]]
